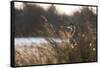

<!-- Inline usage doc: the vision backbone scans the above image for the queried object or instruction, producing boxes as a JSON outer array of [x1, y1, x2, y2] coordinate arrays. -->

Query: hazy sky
[[14, 0, 97, 15]]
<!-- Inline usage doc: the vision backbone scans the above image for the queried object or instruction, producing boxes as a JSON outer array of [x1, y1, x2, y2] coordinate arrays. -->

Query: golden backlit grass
[[15, 42, 72, 66]]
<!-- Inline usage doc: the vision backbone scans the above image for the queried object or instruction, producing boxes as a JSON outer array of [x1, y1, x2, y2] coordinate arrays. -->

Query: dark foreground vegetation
[[14, 3, 97, 66]]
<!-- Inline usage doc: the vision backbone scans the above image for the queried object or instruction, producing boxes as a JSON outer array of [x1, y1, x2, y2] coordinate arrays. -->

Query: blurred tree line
[[15, 4, 73, 37], [14, 3, 97, 63]]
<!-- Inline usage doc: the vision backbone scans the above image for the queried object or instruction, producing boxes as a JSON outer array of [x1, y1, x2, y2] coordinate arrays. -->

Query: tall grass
[[15, 39, 77, 66]]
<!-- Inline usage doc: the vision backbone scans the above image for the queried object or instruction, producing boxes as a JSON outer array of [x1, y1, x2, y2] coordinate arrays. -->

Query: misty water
[[15, 37, 70, 46]]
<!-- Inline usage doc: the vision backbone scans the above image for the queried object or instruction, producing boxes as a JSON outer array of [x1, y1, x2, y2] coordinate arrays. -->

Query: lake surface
[[15, 37, 70, 46]]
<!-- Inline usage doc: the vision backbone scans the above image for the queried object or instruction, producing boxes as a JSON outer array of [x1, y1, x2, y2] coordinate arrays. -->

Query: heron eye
[[64, 26, 72, 31]]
